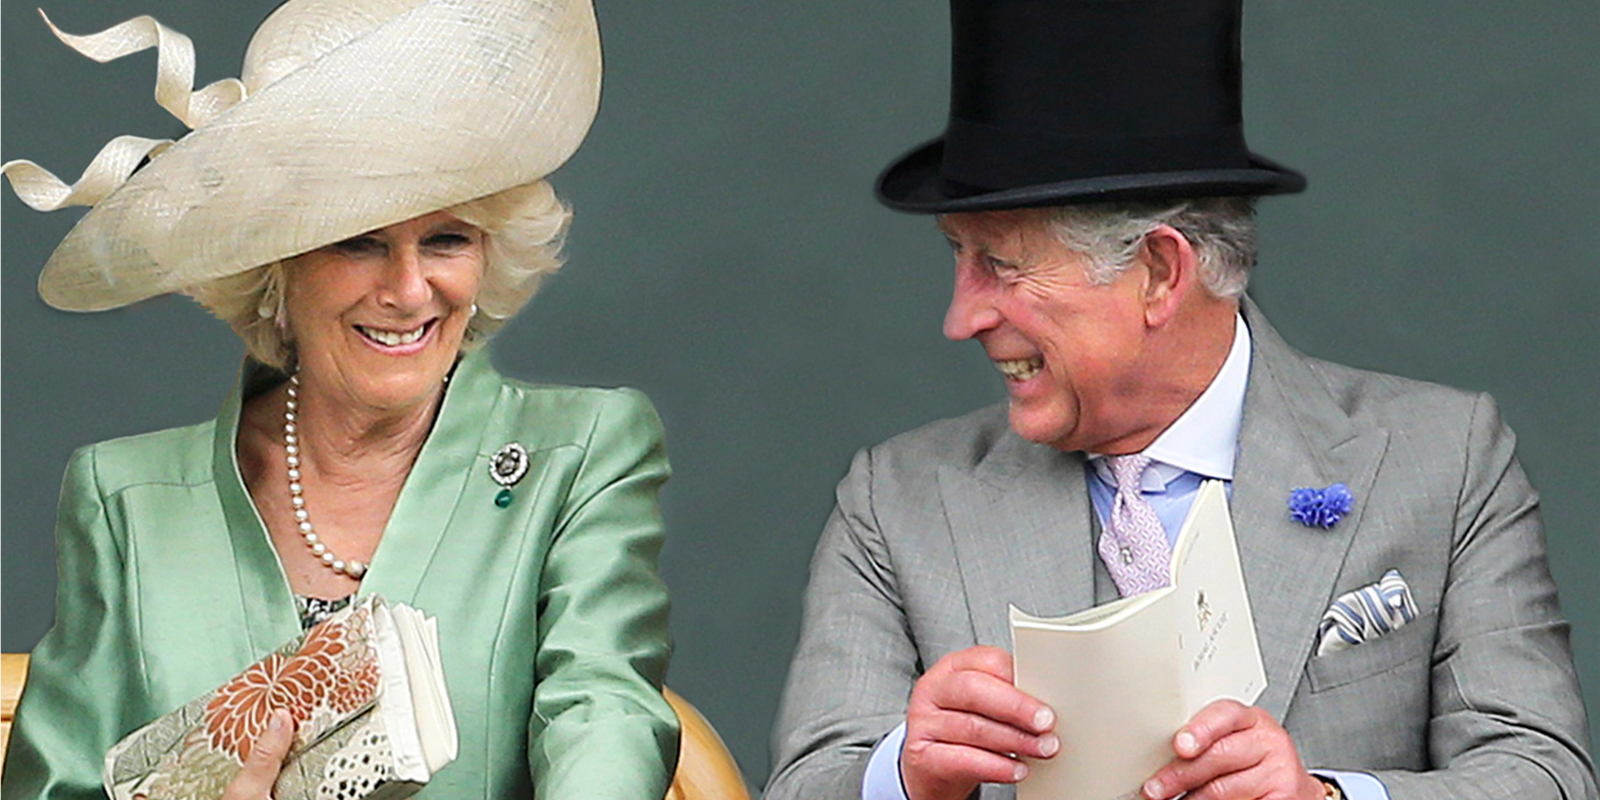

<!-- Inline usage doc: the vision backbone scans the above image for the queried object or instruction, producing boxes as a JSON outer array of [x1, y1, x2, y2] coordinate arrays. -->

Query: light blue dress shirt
[[861, 315, 1388, 800]]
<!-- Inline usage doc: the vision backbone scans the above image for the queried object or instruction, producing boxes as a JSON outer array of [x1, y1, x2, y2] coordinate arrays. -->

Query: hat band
[[939, 116, 1252, 193]]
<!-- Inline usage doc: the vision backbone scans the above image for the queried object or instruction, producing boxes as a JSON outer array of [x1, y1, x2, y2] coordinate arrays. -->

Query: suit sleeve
[[526, 389, 681, 800], [1, 446, 149, 800], [1371, 394, 1596, 800], [767, 447, 922, 800]]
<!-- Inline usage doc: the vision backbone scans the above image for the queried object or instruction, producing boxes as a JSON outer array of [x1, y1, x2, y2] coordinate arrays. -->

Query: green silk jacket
[[2, 350, 680, 799]]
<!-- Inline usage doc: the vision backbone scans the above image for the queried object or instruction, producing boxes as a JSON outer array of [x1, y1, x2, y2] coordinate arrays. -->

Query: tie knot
[[1107, 453, 1153, 492]]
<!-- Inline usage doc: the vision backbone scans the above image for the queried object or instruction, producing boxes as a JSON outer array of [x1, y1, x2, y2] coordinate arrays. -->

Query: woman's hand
[[221, 709, 296, 800]]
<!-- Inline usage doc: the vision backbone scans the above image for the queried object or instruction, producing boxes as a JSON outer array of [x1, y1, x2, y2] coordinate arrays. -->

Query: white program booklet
[[1010, 480, 1266, 800]]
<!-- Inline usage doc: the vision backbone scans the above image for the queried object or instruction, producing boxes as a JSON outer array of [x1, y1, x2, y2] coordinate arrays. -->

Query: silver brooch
[[490, 442, 529, 508]]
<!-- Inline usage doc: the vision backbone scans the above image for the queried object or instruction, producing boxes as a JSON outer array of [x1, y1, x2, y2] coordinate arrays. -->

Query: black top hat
[[877, 0, 1305, 214]]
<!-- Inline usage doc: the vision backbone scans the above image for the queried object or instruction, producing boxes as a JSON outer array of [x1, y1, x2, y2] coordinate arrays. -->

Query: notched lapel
[[939, 431, 1098, 650], [1235, 307, 1390, 719]]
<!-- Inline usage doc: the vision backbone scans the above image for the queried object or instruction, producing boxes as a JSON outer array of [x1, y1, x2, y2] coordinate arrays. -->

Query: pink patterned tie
[[1098, 454, 1174, 596]]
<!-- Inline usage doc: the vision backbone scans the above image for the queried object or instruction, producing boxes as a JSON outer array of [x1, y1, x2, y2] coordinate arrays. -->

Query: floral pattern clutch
[[104, 596, 431, 800]]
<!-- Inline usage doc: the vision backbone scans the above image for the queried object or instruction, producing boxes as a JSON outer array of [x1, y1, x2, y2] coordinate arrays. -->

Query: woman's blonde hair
[[185, 182, 571, 370]]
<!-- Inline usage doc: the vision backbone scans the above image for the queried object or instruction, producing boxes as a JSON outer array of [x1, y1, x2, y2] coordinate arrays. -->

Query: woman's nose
[[377, 247, 431, 309]]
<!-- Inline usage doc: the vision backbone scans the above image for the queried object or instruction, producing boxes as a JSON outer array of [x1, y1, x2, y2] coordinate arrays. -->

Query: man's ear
[[1138, 225, 1199, 327]]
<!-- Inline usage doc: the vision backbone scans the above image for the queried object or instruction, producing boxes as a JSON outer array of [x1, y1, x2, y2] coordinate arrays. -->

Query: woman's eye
[[330, 236, 383, 256], [424, 233, 475, 252]]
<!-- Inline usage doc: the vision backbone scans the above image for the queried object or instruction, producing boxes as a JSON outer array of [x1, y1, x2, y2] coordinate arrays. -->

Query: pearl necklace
[[285, 376, 368, 579]]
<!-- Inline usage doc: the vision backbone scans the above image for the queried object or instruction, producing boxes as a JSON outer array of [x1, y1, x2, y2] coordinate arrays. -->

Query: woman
[[0, 1, 679, 798]]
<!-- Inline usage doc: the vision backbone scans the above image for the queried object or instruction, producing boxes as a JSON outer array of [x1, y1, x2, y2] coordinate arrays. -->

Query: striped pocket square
[[1316, 569, 1419, 656]]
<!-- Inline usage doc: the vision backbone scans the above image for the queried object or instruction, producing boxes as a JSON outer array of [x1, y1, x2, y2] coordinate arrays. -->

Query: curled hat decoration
[[2, 0, 601, 311]]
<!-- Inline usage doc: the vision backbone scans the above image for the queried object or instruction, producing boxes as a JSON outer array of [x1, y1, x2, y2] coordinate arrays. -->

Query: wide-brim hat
[[2, 0, 600, 311], [877, 0, 1305, 214]]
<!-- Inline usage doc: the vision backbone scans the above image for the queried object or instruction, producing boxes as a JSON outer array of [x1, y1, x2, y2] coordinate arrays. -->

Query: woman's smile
[[353, 319, 437, 352]]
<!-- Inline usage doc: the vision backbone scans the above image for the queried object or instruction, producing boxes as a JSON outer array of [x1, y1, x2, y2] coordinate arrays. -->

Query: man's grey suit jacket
[[767, 302, 1595, 800]]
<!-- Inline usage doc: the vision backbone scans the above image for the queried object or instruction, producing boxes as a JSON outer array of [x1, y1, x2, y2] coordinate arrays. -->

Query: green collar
[[208, 349, 504, 654]]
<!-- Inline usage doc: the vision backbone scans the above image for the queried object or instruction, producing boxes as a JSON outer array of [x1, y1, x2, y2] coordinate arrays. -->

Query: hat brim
[[876, 137, 1306, 214], [37, 0, 599, 311]]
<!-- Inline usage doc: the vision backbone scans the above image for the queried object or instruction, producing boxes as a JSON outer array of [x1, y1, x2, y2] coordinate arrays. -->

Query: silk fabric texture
[[1, 350, 680, 799]]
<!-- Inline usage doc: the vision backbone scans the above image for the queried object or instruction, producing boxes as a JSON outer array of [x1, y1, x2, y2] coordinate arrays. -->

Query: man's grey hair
[[1045, 196, 1258, 298]]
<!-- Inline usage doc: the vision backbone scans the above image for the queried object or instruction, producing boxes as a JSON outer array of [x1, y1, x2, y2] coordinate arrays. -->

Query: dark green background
[[4, 0, 1597, 786]]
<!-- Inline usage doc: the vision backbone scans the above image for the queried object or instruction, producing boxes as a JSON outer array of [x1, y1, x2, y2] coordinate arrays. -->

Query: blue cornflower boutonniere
[[1288, 483, 1354, 529]]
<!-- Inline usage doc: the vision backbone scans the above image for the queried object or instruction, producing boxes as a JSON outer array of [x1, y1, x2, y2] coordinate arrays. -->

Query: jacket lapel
[[215, 364, 302, 656], [1235, 302, 1389, 719], [360, 349, 501, 603], [940, 423, 1098, 649]]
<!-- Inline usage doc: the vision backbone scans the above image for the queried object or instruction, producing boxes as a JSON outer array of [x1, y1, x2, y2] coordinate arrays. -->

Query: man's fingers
[[1172, 699, 1255, 758], [1172, 755, 1319, 800], [937, 645, 1016, 682], [223, 709, 295, 800], [917, 707, 1060, 759], [906, 741, 1032, 786], [1143, 704, 1320, 800], [1165, 761, 1271, 800], [920, 666, 1054, 734], [1142, 729, 1266, 799], [903, 646, 1058, 800]]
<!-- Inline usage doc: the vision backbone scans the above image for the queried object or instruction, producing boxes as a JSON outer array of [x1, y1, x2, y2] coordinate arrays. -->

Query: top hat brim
[[876, 137, 1306, 214]]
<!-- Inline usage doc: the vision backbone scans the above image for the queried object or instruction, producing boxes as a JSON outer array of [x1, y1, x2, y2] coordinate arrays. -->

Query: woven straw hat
[[1, 0, 601, 311]]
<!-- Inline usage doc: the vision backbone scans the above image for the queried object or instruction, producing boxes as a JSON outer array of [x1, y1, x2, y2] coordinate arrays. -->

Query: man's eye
[[985, 256, 1020, 276]]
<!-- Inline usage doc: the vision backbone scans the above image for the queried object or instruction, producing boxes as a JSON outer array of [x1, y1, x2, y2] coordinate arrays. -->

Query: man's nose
[[943, 264, 1001, 341]]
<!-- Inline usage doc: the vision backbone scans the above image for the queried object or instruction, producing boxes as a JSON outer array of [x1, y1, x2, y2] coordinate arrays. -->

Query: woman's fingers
[[222, 709, 296, 800]]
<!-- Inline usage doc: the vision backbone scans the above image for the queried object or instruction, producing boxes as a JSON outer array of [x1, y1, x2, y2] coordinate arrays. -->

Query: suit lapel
[[1235, 302, 1389, 719], [940, 424, 1098, 649]]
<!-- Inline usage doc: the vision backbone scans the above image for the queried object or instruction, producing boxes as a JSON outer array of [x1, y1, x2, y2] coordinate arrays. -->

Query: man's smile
[[995, 356, 1044, 382]]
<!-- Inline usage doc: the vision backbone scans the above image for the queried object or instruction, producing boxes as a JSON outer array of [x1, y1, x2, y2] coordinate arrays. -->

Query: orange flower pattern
[[203, 608, 379, 761]]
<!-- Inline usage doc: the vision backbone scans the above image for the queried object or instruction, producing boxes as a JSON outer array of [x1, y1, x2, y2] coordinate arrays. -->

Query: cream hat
[[1, 0, 600, 311]]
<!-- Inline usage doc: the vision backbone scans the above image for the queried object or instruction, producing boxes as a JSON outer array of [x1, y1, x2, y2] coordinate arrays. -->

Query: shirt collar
[[1090, 313, 1251, 490]]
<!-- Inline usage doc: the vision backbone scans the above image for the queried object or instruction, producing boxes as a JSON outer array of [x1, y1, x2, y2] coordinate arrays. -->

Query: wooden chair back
[[1, 653, 28, 778], [664, 686, 753, 800]]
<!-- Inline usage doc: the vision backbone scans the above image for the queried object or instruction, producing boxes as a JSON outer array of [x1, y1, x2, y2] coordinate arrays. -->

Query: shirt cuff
[[1313, 770, 1389, 800], [862, 721, 912, 800]]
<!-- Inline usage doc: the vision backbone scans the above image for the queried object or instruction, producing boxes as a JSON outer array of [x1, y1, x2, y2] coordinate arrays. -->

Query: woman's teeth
[[356, 323, 428, 346], [996, 357, 1043, 381]]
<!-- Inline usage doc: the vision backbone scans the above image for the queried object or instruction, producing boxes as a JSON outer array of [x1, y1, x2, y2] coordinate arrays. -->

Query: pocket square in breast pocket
[[1316, 569, 1418, 656]]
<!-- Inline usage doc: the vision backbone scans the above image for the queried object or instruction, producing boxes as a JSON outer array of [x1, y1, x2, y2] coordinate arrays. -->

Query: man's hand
[[901, 646, 1058, 800], [220, 709, 296, 800], [1141, 699, 1324, 800]]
